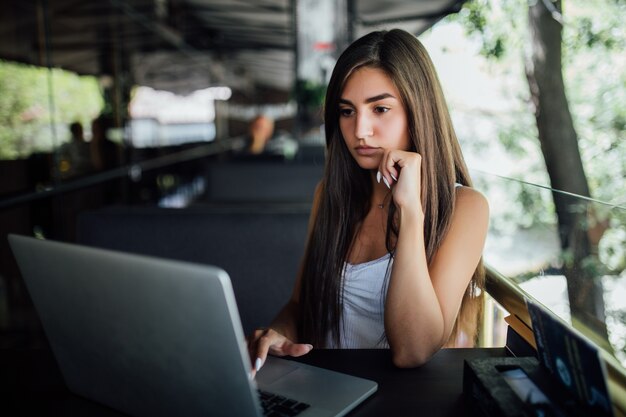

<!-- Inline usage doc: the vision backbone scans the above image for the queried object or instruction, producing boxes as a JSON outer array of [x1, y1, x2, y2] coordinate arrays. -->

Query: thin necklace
[[377, 192, 391, 209]]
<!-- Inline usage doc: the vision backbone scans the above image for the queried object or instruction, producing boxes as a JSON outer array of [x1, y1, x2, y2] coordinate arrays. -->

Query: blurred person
[[90, 115, 119, 172], [231, 114, 298, 160], [58, 121, 92, 178], [248, 114, 275, 155]]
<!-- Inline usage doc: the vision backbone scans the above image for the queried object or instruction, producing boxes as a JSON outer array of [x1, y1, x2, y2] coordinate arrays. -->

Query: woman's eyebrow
[[364, 93, 396, 103], [339, 93, 396, 106]]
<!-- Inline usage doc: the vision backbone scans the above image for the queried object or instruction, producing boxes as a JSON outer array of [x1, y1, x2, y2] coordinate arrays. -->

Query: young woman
[[249, 29, 489, 371]]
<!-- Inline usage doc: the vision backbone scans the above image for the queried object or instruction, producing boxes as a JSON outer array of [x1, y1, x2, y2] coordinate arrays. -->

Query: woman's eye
[[374, 106, 390, 114], [339, 108, 354, 117]]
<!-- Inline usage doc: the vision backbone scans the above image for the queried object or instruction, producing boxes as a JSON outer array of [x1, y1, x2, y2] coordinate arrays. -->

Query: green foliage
[[607, 301, 626, 366], [453, 0, 525, 60], [294, 79, 327, 108], [454, 0, 625, 273], [562, 1, 626, 206], [0, 62, 46, 158], [0, 60, 103, 160], [497, 119, 537, 158], [601, 212, 626, 272]]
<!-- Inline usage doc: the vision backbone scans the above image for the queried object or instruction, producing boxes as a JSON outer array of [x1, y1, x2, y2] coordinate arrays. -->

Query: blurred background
[[0, 0, 624, 385]]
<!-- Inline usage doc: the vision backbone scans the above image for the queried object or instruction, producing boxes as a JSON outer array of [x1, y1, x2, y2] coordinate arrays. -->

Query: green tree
[[456, 0, 625, 347], [0, 60, 103, 160]]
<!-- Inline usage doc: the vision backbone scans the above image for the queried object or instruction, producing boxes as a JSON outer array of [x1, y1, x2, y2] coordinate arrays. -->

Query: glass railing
[[473, 169, 626, 412]]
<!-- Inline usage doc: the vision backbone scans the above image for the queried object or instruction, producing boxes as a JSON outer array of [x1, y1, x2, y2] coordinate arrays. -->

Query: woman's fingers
[[377, 170, 392, 189], [377, 154, 397, 190], [247, 328, 269, 360], [384, 152, 401, 183], [247, 328, 313, 378], [378, 150, 419, 187], [377, 150, 423, 211], [271, 340, 313, 357]]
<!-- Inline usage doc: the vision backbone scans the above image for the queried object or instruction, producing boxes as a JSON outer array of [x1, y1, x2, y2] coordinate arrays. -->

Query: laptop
[[526, 299, 614, 417], [9, 234, 377, 417]]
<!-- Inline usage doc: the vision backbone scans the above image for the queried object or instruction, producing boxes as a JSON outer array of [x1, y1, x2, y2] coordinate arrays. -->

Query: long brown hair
[[297, 29, 484, 348]]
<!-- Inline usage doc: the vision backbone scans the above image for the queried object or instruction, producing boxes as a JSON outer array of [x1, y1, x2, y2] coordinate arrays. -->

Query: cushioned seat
[[203, 161, 323, 204], [77, 205, 310, 334]]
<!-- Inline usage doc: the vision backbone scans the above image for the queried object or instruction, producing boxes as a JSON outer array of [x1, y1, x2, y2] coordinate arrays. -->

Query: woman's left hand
[[378, 150, 423, 213]]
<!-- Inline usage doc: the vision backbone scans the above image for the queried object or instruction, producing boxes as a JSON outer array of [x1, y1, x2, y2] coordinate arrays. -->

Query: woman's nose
[[355, 114, 373, 139]]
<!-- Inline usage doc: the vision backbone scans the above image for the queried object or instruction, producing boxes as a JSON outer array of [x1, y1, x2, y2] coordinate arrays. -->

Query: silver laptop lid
[[9, 234, 261, 417]]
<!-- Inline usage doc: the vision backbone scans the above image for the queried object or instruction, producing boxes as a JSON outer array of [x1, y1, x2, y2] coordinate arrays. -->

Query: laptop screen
[[527, 299, 613, 417]]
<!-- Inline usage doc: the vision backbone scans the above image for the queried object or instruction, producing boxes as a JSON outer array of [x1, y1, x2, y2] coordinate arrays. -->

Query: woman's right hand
[[247, 327, 313, 378]]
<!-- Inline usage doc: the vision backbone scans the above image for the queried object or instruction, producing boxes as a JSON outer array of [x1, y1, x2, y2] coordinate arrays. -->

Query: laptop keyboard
[[258, 389, 311, 417]]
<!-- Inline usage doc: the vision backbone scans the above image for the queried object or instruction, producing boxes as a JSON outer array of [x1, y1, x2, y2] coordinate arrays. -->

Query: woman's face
[[339, 66, 411, 171]]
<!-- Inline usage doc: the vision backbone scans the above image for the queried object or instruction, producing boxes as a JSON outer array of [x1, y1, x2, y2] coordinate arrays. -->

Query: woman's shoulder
[[454, 185, 489, 221], [438, 186, 489, 254]]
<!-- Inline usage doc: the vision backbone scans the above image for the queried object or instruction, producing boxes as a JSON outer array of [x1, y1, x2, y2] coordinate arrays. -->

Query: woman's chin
[[353, 156, 381, 171]]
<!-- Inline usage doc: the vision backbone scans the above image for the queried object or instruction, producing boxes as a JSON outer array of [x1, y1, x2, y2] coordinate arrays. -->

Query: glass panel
[[476, 170, 626, 368]]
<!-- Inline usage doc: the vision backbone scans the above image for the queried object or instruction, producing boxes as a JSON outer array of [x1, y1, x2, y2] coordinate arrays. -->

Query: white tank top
[[326, 253, 392, 349], [326, 183, 464, 349]]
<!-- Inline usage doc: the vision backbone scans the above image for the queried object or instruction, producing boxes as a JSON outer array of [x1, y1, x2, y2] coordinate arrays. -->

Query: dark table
[[2, 347, 506, 416], [293, 348, 506, 416]]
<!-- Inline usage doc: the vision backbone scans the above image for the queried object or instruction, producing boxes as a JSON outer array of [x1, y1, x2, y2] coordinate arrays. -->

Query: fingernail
[[376, 171, 382, 184], [255, 357, 263, 372], [305, 344, 313, 351], [382, 176, 391, 189], [390, 173, 397, 182]]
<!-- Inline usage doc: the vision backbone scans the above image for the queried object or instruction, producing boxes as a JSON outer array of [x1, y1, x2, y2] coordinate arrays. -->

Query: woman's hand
[[378, 150, 423, 214], [247, 328, 313, 378]]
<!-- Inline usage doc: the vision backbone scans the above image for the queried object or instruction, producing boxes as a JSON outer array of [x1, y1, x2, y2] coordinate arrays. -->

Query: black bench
[[77, 205, 310, 334], [202, 161, 323, 204]]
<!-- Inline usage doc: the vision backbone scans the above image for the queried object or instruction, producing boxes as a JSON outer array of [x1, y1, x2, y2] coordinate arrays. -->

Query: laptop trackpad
[[256, 356, 300, 385], [256, 356, 377, 417]]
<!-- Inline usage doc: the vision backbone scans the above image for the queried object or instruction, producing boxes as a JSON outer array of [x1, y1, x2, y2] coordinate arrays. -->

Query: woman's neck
[[370, 171, 391, 209]]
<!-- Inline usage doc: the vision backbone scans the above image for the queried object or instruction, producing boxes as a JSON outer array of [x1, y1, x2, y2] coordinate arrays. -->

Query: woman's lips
[[355, 146, 380, 156]]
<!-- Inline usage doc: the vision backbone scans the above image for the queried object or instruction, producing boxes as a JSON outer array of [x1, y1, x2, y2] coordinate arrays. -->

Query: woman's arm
[[379, 152, 489, 367], [247, 182, 323, 374]]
